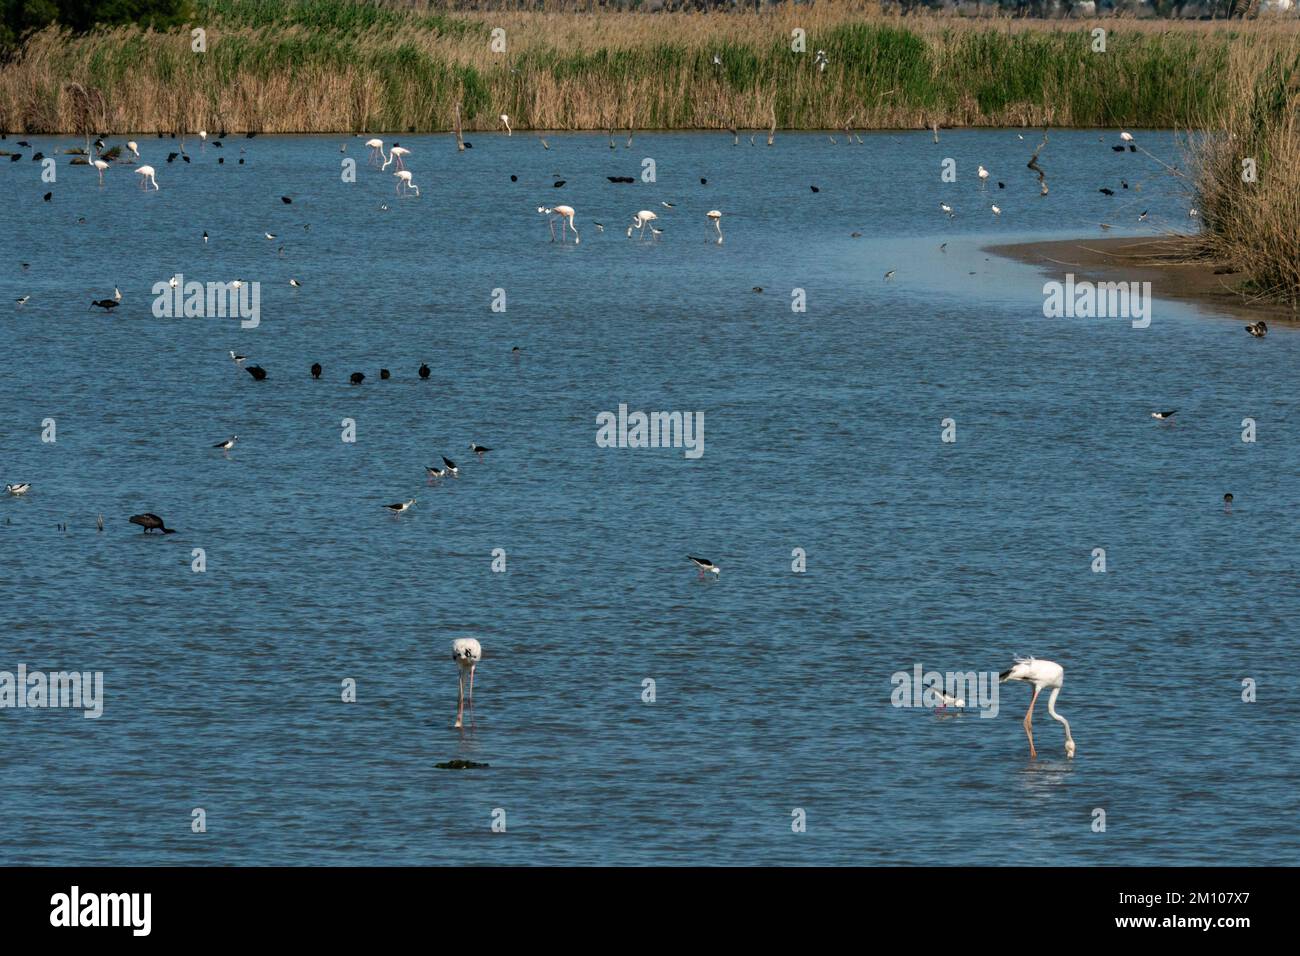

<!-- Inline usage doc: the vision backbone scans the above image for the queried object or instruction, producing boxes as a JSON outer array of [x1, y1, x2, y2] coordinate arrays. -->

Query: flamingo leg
[[1023, 687, 1040, 759], [468, 663, 476, 724], [549, 217, 556, 242], [455, 670, 465, 729]]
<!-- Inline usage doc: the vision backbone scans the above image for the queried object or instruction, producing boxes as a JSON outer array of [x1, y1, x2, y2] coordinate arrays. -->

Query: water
[[1, 131, 1295, 866]]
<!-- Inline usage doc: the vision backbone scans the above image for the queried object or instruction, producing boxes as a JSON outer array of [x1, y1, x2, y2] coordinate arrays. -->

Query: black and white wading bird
[[213, 436, 237, 452], [469, 443, 491, 460], [5, 483, 31, 495], [1151, 409, 1177, 422], [451, 637, 482, 729], [229, 350, 246, 365], [425, 465, 448, 481], [129, 513, 176, 534], [1246, 321, 1267, 338], [688, 556, 720, 579], [999, 657, 1075, 760], [383, 498, 416, 515], [441, 456, 459, 478]]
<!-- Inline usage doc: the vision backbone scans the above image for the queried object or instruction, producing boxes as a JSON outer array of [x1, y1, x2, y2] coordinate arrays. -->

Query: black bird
[[700, 178, 708, 185], [1111, 145, 1126, 152], [469, 443, 492, 459], [1099, 187, 1114, 196], [380, 368, 391, 380], [129, 513, 176, 534], [43, 192, 52, 202], [997, 181, 1005, 189], [1121, 180, 1129, 189], [418, 363, 430, 379], [246, 132, 257, 139], [553, 180, 566, 188], [167, 152, 178, 162], [245, 365, 268, 381], [32, 151, 44, 161], [90, 298, 117, 310], [8, 155, 19, 162], [16, 140, 30, 147], [1129, 144, 1136, 153], [442, 456, 460, 477], [810, 185, 820, 192], [510, 175, 517, 182], [1151, 410, 1177, 421], [212, 141, 223, 148], [350, 372, 365, 385], [311, 362, 322, 378], [281, 196, 292, 204], [182, 154, 190, 163], [1223, 492, 1234, 510]]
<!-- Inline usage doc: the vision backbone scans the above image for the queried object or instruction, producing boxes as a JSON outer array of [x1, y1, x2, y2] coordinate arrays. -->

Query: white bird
[[441, 456, 460, 478], [15, 295, 29, 307], [394, 170, 419, 196], [706, 209, 723, 243], [289, 278, 301, 287], [1151, 409, 1177, 421], [5, 483, 31, 495], [688, 555, 720, 579], [631, 209, 658, 239], [500, 114, 512, 136], [264, 232, 277, 240], [978, 164, 989, 187], [813, 49, 829, 73], [365, 138, 384, 165], [229, 350, 246, 365], [469, 442, 492, 459], [383, 498, 416, 514], [126, 140, 139, 159], [426, 465, 448, 480], [213, 436, 238, 452], [198, 130, 207, 144], [1120, 131, 1134, 143], [451, 637, 482, 729], [169, 275, 179, 288], [991, 204, 1001, 216], [712, 53, 722, 68], [92, 158, 109, 184], [382, 145, 410, 171], [940, 202, 954, 218], [538, 204, 579, 244], [135, 165, 158, 190], [1000, 657, 1075, 759], [113, 287, 122, 301], [933, 688, 965, 710]]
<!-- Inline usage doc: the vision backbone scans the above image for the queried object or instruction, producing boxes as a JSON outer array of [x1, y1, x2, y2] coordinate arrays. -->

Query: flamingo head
[[1065, 739, 1076, 759]]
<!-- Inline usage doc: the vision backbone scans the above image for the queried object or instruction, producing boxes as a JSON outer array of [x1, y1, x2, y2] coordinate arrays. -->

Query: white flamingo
[[1000, 658, 1076, 760], [126, 141, 139, 160], [394, 170, 419, 196], [500, 114, 512, 136], [382, 146, 410, 170], [538, 204, 579, 244], [135, 165, 158, 190], [365, 138, 384, 166], [706, 209, 723, 243], [629, 209, 658, 239], [451, 638, 482, 729], [978, 164, 989, 188], [92, 159, 109, 185]]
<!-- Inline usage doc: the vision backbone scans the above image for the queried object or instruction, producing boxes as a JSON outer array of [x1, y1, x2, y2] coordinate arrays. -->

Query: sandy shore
[[987, 235, 1295, 322]]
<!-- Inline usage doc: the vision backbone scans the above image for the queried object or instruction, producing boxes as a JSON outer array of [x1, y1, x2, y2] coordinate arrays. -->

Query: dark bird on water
[[129, 513, 176, 534], [350, 372, 365, 385], [1151, 409, 1176, 421], [810, 185, 820, 193], [1246, 321, 1267, 338], [1098, 188, 1114, 196], [245, 365, 268, 381], [1223, 492, 1234, 512], [90, 298, 118, 311], [281, 196, 292, 204], [418, 363, 430, 379], [43, 192, 52, 202], [311, 362, 322, 379], [380, 368, 391, 380], [688, 555, 720, 578], [553, 180, 566, 188], [442, 456, 460, 477], [1111, 145, 1126, 152], [470, 442, 492, 459]]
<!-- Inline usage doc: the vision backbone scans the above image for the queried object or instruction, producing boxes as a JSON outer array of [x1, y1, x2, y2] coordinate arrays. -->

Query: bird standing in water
[[452, 638, 482, 729], [1000, 658, 1075, 760]]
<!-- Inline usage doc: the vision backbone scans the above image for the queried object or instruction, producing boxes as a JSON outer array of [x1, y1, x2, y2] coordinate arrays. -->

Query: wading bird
[[383, 498, 416, 515], [1151, 410, 1177, 422], [135, 165, 158, 190], [5, 483, 31, 495], [441, 456, 459, 478], [500, 114, 512, 136], [630, 209, 658, 239], [311, 363, 321, 379], [213, 436, 237, 452], [90, 298, 118, 311], [940, 202, 954, 218], [688, 556, 720, 579], [538, 205, 579, 243], [452, 637, 482, 729], [229, 350, 246, 365], [978, 165, 989, 188], [126, 141, 139, 159], [129, 513, 176, 534], [382, 146, 410, 171], [365, 138, 384, 165], [92, 159, 109, 184], [1246, 321, 1267, 339], [1223, 492, 1234, 513], [469, 442, 491, 460], [706, 209, 723, 243], [999, 657, 1075, 759], [394, 170, 419, 196]]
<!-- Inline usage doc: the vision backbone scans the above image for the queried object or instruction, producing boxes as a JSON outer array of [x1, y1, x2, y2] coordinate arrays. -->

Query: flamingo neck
[[1046, 686, 1072, 744]]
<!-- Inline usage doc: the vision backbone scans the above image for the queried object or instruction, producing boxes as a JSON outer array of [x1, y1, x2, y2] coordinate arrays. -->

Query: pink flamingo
[[382, 146, 410, 170], [538, 205, 579, 244], [92, 159, 109, 185], [365, 138, 384, 166], [394, 170, 419, 196], [134, 166, 158, 190]]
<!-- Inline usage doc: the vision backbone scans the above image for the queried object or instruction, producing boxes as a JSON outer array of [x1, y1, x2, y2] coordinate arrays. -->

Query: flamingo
[[92, 159, 109, 185], [382, 146, 410, 170], [135, 166, 158, 190], [365, 138, 384, 165], [978, 164, 989, 188], [126, 141, 139, 160], [538, 204, 579, 244], [394, 170, 419, 196], [999, 658, 1075, 759], [706, 209, 723, 243], [630, 209, 658, 240], [500, 114, 512, 136], [452, 638, 482, 729]]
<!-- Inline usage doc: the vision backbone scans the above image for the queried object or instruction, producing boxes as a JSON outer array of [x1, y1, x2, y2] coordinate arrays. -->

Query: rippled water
[[1, 130, 1295, 865]]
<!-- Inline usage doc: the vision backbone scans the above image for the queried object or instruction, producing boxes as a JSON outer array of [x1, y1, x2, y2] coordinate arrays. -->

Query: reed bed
[[2, 1, 1298, 134]]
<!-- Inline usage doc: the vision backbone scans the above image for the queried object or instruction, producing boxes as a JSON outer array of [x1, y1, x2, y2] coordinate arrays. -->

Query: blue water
[[1, 130, 1296, 865]]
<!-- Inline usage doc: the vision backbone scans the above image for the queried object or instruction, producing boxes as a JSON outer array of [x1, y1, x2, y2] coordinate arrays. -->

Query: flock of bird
[[4, 116, 1279, 753]]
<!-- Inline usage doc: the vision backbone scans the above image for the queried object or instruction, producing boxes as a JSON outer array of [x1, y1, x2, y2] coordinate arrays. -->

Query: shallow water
[[1, 130, 1296, 865]]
